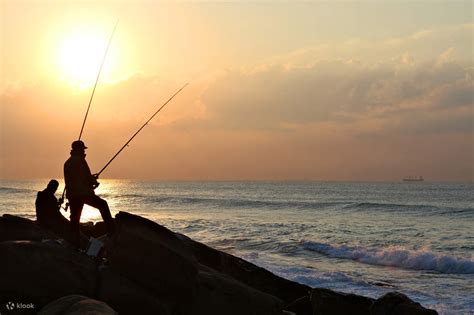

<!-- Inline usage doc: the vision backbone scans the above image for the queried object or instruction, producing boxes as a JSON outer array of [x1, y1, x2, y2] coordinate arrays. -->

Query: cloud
[[200, 57, 473, 135], [273, 24, 473, 68]]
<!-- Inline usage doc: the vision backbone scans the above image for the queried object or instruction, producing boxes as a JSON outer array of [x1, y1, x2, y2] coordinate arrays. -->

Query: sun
[[56, 26, 117, 87]]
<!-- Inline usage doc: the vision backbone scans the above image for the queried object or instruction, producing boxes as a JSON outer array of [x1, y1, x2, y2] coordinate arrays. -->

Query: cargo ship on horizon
[[403, 176, 424, 182]]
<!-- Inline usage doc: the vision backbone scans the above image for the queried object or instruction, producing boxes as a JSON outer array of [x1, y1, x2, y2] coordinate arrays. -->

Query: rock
[[97, 267, 170, 315], [113, 212, 194, 258], [0, 214, 57, 242], [285, 295, 312, 315], [370, 292, 438, 315], [178, 232, 311, 304], [80, 221, 109, 238], [311, 288, 374, 315], [106, 212, 198, 314], [38, 295, 117, 314], [0, 241, 97, 309], [190, 269, 283, 315], [91, 221, 108, 237]]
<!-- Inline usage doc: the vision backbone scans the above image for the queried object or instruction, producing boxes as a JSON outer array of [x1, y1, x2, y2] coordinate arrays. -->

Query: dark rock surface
[[370, 292, 438, 315], [191, 269, 283, 315], [0, 240, 97, 308], [96, 267, 170, 315], [178, 231, 311, 304], [0, 212, 439, 315], [311, 288, 375, 315], [38, 295, 117, 314], [0, 214, 57, 242]]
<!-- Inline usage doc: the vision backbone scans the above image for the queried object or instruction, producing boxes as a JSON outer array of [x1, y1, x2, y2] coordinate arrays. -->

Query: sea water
[[1, 180, 473, 314]]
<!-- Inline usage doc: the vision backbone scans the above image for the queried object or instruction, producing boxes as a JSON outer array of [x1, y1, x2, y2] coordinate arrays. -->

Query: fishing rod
[[95, 83, 189, 177], [61, 21, 118, 209], [78, 20, 119, 140]]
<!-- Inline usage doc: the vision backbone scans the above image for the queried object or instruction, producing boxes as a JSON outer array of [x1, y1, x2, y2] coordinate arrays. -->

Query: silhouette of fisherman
[[35, 179, 70, 236], [64, 140, 115, 248]]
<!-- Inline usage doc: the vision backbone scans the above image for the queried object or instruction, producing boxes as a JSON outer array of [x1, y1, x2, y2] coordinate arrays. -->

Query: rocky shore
[[0, 212, 438, 314]]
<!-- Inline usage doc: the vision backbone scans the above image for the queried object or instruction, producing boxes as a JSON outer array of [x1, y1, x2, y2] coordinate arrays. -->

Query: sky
[[0, 0, 473, 181]]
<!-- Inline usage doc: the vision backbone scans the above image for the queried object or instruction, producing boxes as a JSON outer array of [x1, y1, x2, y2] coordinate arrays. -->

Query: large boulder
[[97, 267, 170, 315], [370, 292, 438, 315], [0, 214, 57, 242], [311, 288, 374, 315], [177, 233, 311, 304], [190, 269, 283, 315], [106, 212, 198, 313], [0, 241, 97, 310], [38, 295, 117, 314]]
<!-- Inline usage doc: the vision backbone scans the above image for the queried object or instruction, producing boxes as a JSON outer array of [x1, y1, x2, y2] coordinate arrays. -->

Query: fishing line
[[96, 83, 189, 176], [78, 20, 119, 140]]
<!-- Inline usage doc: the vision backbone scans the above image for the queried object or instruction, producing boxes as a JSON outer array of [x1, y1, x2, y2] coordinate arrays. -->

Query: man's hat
[[71, 140, 88, 150]]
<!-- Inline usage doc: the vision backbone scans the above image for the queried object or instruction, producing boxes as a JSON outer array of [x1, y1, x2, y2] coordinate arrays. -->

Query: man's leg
[[84, 195, 115, 235], [68, 198, 84, 248]]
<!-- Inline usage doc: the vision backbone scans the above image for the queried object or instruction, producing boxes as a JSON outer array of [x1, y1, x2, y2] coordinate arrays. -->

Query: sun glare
[[56, 27, 118, 88]]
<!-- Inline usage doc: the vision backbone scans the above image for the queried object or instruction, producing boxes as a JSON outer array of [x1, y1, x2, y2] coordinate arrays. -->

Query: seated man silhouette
[[35, 179, 70, 237], [64, 140, 115, 248]]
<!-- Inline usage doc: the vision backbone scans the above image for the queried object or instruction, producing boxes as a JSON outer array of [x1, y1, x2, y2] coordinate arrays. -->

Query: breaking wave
[[302, 241, 474, 274]]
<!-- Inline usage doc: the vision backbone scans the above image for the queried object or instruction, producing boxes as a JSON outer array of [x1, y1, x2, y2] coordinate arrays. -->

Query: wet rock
[[370, 292, 438, 315], [38, 295, 117, 314], [311, 288, 374, 315]]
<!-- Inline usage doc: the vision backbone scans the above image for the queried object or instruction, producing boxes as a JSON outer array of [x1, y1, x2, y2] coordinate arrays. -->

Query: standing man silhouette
[[64, 140, 115, 248]]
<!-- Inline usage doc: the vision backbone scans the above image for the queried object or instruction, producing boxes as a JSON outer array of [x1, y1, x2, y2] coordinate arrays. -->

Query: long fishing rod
[[78, 20, 119, 140], [96, 83, 189, 177], [61, 21, 118, 209]]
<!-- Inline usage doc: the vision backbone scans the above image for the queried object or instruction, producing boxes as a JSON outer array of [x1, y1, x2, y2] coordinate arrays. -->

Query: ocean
[[1, 180, 473, 314]]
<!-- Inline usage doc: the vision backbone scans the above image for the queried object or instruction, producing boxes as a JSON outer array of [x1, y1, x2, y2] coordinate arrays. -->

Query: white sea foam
[[302, 241, 474, 274]]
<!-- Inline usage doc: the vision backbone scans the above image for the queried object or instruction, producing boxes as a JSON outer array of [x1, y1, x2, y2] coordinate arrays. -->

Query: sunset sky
[[1, 1, 472, 181]]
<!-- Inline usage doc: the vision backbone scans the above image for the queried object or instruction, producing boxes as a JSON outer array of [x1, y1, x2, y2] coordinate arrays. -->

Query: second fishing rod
[[62, 83, 188, 210], [95, 83, 189, 177]]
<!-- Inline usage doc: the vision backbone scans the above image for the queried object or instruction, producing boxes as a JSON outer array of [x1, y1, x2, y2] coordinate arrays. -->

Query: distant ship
[[403, 176, 424, 182]]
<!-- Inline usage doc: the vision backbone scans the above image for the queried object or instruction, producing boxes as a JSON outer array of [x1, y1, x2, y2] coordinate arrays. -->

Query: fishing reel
[[59, 197, 69, 212], [92, 173, 100, 189]]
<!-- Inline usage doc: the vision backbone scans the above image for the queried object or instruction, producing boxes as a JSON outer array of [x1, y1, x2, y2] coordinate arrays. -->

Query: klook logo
[[5, 301, 34, 311], [5, 302, 14, 310]]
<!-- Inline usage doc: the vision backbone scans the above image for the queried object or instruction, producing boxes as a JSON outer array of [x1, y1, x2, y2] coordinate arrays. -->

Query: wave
[[0, 187, 34, 194], [108, 193, 471, 215], [345, 202, 433, 211], [343, 202, 473, 216], [142, 196, 343, 210], [302, 241, 474, 274]]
